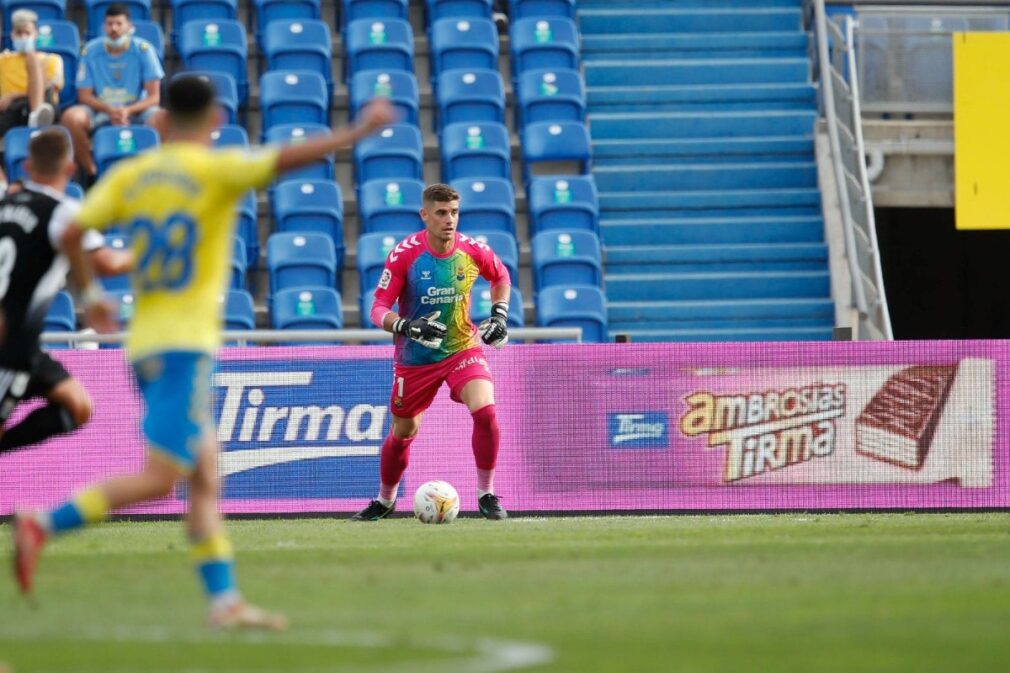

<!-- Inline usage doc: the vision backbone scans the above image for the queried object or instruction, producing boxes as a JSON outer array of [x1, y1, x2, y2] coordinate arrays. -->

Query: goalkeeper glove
[[479, 301, 509, 348], [393, 311, 447, 349]]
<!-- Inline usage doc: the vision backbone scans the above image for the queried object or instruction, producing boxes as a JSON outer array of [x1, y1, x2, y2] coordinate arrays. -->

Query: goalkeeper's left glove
[[479, 301, 509, 348]]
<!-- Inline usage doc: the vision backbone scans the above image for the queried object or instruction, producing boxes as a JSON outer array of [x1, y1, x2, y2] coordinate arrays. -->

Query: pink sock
[[378, 434, 414, 502], [477, 468, 494, 495], [472, 405, 499, 493]]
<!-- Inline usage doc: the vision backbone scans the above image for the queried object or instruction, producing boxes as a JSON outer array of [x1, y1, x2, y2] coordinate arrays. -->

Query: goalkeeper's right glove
[[393, 311, 447, 349]]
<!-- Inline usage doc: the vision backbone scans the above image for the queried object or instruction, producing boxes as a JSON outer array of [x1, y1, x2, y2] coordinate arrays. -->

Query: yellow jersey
[[76, 142, 278, 359], [0, 50, 63, 95]]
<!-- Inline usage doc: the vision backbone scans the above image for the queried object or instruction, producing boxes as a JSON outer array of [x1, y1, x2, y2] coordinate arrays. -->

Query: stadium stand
[[349, 70, 419, 124], [435, 68, 505, 131], [258, 70, 330, 139], [232, 236, 248, 289], [439, 121, 511, 182], [44, 291, 76, 333], [223, 288, 256, 330], [267, 232, 340, 295], [132, 18, 164, 60], [425, 0, 491, 22], [468, 231, 518, 284], [3, 126, 74, 182], [178, 18, 248, 104], [428, 17, 498, 80], [527, 176, 600, 235], [211, 123, 249, 148], [341, 0, 408, 27], [176, 71, 239, 124], [252, 0, 321, 46], [170, 0, 237, 46], [535, 285, 608, 343], [236, 190, 259, 268], [509, 0, 574, 20], [516, 68, 585, 126], [471, 283, 524, 326], [357, 178, 425, 233], [343, 18, 413, 81], [264, 123, 335, 181], [2, 0, 65, 27], [271, 286, 343, 330], [531, 230, 603, 293], [352, 123, 424, 185], [84, 0, 150, 39], [271, 179, 344, 242], [262, 19, 334, 97], [36, 20, 79, 107], [451, 177, 516, 234], [510, 17, 580, 79], [520, 120, 592, 183], [91, 125, 159, 176]]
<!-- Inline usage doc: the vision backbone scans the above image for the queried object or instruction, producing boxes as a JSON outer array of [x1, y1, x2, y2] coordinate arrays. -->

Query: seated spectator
[[60, 3, 164, 177], [0, 9, 61, 135]]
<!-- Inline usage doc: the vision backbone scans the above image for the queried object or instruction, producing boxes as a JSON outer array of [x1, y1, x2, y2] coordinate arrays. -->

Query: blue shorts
[[84, 104, 159, 131], [132, 351, 213, 473]]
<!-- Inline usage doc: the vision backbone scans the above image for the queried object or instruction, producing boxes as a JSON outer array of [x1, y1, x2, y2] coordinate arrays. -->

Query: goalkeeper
[[351, 183, 511, 521]]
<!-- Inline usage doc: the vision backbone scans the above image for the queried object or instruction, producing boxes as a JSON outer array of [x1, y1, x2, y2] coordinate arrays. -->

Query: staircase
[[578, 0, 835, 342]]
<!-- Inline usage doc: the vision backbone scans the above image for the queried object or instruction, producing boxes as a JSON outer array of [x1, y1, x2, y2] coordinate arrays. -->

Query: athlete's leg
[[458, 379, 499, 494], [0, 356, 91, 454], [378, 413, 421, 503]]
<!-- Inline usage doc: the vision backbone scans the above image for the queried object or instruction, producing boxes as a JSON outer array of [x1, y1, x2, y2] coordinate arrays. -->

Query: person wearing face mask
[[59, 3, 164, 178], [0, 8, 61, 140]]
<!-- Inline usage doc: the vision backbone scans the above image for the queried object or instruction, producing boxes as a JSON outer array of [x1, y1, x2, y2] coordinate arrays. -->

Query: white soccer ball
[[413, 480, 460, 524]]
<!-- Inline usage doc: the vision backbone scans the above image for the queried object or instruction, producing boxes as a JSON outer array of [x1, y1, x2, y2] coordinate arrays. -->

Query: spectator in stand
[[60, 3, 164, 178]]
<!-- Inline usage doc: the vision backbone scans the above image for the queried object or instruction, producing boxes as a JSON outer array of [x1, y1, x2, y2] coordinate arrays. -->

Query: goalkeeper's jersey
[[371, 231, 510, 366]]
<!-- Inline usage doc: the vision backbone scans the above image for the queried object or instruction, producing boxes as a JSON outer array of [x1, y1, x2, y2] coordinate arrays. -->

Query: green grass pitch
[[2, 513, 1010, 672]]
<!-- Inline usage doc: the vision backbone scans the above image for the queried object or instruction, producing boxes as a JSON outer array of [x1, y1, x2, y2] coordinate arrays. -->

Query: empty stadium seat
[[470, 282, 523, 327], [272, 286, 342, 330], [341, 0, 408, 27], [3, 126, 71, 181], [536, 285, 607, 343], [36, 20, 78, 106], [271, 179, 344, 242], [171, 0, 237, 45], [92, 125, 159, 176], [356, 231, 398, 293], [267, 232, 339, 295], [65, 181, 84, 200], [232, 235, 247, 290], [259, 70, 329, 139], [108, 289, 136, 330], [352, 123, 423, 185], [509, 0, 574, 19], [84, 0, 149, 40], [510, 17, 579, 78], [516, 68, 585, 126], [521, 121, 592, 183], [44, 291, 75, 332], [236, 190, 258, 267], [131, 19, 164, 60], [451, 177, 515, 233], [436, 68, 504, 130], [531, 230, 602, 292], [527, 175, 599, 234], [3, 0, 64, 29], [99, 233, 131, 292], [440, 121, 511, 182], [349, 69, 419, 125], [466, 231, 518, 283], [429, 17, 498, 79], [263, 19, 333, 96], [223, 288, 255, 330], [344, 18, 413, 81], [178, 19, 248, 104], [426, 0, 491, 21], [264, 123, 335, 181], [358, 178, 424, 233], [252, 0, 320, 46], [175, 71, 238, 124], [211, 123, 249, 148]]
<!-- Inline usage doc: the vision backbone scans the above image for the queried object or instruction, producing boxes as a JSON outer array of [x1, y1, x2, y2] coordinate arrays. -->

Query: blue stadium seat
[[175, 71, 238, 124], [344, 18, 413, 81], [92, 125, 159, 176], [510, 17, 579, 78], [36, 20, 78, 106], [131, 19, 164, 60], [108, 289, 136, 330], [527, 175, 599, 234], [429, 17, 497, 80], [178, 19, 248, 104], [358, 178, 424, 234], [341, 0, 408, 27], [44, 291, 75, 332], [349, 69, 419, 125], [436, 68, 504, 130], [3, 126, 72, 181], [259, 70, 329, 139], [99, 233, 131, 291], [84, 0, 149, 40], [264, 123, 334, 181], [440, 121, 511, 182], [509, 0, 574, 19], [521, 121, 592, 183], [2, 0, 64, 28], [356, 231, 398, 295], [426, 0, 491, 22], [263, 19, 333, 97], [516, 68, 585, 126], [223, 288, 255, 330], [232, 235, 247, 290], [211, 123, 249, 148], [531, 230, 602, 292], [171, 0, 237, 46], [236, 190, 258, 268], [470, 282, 523, 327], [451, 177, 515, 233], [536, 285, 607, 343], [467, 231, 518, 284], [252, 0, 320, 46], [267, 232, 339, 295], [352, 123, 423, 185], [271, 286, 342, 330], [271, 179, 344, 243], [65, 181, 84, 199]]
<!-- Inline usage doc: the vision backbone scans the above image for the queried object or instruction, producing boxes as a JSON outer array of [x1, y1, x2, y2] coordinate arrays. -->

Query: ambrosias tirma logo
[[608, 412, 669, 449], [679, 384, 847, 483]]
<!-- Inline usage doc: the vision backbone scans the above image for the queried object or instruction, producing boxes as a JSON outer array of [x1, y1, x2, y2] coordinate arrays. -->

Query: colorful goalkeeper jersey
[[371, 231, 510, 366]]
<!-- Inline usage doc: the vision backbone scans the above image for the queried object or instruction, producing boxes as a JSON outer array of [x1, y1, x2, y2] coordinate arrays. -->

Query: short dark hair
[[104, 2, 130, 19], [423, 183, 460, 205], [165, 75, 216, 126], [28, 129, 70, 177]]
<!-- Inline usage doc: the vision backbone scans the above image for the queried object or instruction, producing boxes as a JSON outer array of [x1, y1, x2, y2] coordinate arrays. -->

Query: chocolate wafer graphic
[[855, 364, 959, 469]]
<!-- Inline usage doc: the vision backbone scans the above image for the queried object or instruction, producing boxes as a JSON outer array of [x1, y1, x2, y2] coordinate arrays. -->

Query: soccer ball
[[413, 480, 460, 524]]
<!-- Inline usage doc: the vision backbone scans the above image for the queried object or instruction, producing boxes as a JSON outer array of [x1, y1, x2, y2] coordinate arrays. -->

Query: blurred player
[[12, 75, 394, 628], [351, 183, 511, 522]]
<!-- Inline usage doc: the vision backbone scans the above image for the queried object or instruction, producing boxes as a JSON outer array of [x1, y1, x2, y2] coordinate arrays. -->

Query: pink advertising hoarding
[[0, 340, 1003, 515]]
